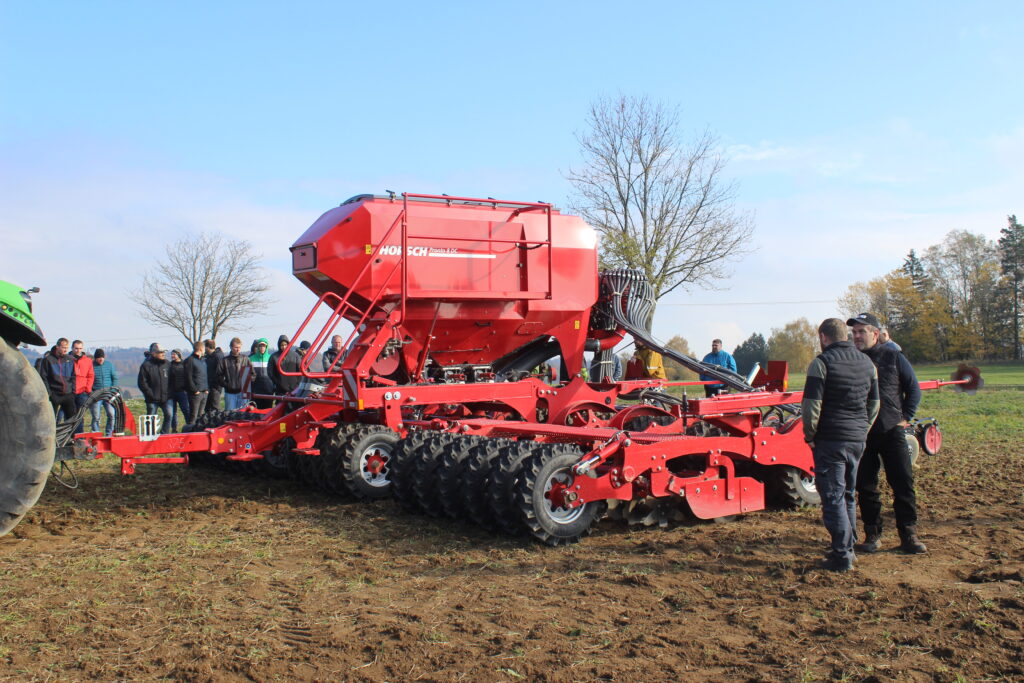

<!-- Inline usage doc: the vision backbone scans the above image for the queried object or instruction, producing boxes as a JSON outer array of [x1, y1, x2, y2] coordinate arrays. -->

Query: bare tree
[[567, 95, 753, 312], [131, 233, 273, 345]]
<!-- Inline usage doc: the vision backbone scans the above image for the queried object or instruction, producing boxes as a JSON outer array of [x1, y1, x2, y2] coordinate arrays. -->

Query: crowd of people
[[34, 334, 321, 436], [137, 335, 317, 434]]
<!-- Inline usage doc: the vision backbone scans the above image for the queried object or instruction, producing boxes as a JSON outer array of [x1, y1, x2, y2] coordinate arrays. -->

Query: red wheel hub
[[545, 478, 571, 510], [365, 451, 387, 475]]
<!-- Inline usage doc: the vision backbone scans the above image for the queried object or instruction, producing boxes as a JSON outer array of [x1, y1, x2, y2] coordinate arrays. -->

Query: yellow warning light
[[358, 399, 365, 410], [217, 437, 224, 444], [280, 423, 287, 433], [365, 244, 372, 254], [574, 320, 580, 330]]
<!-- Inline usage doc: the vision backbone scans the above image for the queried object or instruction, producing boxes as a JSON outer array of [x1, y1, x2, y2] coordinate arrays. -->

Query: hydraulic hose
[[599, 269, 756, 393]]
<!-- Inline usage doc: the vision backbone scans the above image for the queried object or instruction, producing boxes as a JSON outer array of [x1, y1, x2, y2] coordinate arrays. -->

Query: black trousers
[[856, 425, 917, 532], [50, 392, 77, 422]]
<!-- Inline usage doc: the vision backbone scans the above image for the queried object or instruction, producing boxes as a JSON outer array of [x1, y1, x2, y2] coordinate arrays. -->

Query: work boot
[[898, 526, 928, 554], [819, 553, 854, 572], [855, 527, 882, 554]]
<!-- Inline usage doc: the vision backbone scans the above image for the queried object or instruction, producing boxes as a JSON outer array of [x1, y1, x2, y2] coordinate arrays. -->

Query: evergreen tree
[[732, 333, 768, 376], [902, 249, 929, 293], [998, 215, 1024, 360]]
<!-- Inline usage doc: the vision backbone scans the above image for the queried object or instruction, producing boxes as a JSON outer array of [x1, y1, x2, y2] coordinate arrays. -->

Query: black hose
[[55, 388, 128, 447], [599, 269, 755, 392]]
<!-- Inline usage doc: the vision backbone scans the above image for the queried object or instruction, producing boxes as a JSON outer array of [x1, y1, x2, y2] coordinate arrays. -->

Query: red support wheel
[[920, 422, 942, 455]]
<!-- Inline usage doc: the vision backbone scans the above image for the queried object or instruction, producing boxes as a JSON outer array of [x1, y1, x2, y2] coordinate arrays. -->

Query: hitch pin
[[574, 430, 628, 477]]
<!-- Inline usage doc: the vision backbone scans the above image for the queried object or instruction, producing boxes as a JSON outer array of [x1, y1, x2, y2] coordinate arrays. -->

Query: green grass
[[785, 361, 1023, 444], [787, 361, 1024, 392]]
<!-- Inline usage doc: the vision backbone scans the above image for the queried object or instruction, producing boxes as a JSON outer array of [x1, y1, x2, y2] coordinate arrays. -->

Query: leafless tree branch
[[129, 233, 274, 346], [567, 95, 754, 317]]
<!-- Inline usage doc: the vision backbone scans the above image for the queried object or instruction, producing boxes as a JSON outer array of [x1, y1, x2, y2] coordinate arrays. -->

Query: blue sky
[[3, 1, 1022, 354]]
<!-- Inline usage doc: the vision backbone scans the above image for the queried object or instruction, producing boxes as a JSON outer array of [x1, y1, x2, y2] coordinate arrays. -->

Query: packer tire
[[411, 434, 454, 516], [515, 445, 605, 546], [485, 441, 541, 536], [391, 431, 430, 514], [338, 425, 399, 500], [458, 437, 507, 532], [769, 465, 820, 508], [314, 424, 357, 496], [0, 341, 56, 536], [435, 436, 478, 519]]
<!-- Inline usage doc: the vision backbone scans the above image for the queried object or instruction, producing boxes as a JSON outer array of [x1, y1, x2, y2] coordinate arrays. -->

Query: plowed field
[[1, 390, 1022, 682]]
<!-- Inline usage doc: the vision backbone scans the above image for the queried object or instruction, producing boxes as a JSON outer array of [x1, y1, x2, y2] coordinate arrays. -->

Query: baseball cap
[[846, 313, 881, 328], [149, 342, 165, 353]]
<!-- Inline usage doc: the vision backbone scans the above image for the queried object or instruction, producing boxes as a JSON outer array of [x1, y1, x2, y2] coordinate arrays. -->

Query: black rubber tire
[[334, 425, 399, 500], [435, 435, 478, 519], [0, 341, 56, 536], [514, 445, 605, 546], [769, 465, 820, 508], [260, 436, 294, 479], [485, 440, 542, 536], [313, 424, 356, 496], [458, 437, 508, 532], [411, 433, 455, 516], [184, 410, 264, 473], [391, 431, 431, 514]]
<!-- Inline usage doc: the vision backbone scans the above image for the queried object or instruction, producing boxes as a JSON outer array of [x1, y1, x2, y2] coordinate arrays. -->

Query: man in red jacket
[[71, 339, 95, 433]]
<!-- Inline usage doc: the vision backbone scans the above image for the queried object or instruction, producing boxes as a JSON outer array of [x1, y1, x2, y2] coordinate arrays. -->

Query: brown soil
[[1, 436, 1021, 682]]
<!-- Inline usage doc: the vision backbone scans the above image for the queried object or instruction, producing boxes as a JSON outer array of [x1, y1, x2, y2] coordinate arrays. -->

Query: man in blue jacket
[[700, 339, 737, 397], [91, 348, 119, 435]]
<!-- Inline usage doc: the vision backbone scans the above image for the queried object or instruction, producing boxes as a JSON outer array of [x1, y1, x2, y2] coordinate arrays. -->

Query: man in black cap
[[802, 318, 879, 572], [847, 313, 926, 554], [138, 342, 172, 434]]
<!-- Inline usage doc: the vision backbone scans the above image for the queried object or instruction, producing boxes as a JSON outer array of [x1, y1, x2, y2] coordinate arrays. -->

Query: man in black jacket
[[268, 334, 301, 396], [204, 339, 224, 414], [848, 313, 927, 554], [322, 334, 346, 372], [802, 318, 880, 572], [184, 341, 209, 423], [221, 337, 252, 411], [168, 349, 191, 431], [138, 343, 172, 434], [39, 337, 76, 421]]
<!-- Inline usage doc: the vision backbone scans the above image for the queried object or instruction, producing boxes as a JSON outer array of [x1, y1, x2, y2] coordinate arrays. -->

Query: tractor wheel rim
[[543, 467, 585, 524], [360, 444, 391, 487], [800, 476, 817, 494]]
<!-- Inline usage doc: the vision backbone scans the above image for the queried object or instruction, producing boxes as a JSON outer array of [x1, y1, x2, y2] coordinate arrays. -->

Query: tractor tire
[[769, 465, 820, 509], [485, 440, 543, 536], [514, 445, 606, 546], [328, 425, 399, 500], [458, 437, 508, 532], [411, 433, 455, 517], [435, 435, 478, 519], [0, 341, 56, 536]]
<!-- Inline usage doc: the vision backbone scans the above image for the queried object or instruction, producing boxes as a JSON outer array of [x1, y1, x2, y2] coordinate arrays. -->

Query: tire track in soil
[[269, 579, 320, 650]]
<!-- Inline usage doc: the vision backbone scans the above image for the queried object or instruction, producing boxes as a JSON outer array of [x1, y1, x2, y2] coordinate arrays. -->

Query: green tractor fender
[[0, 280, 46, 347], [0, 279, 55, 537]]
